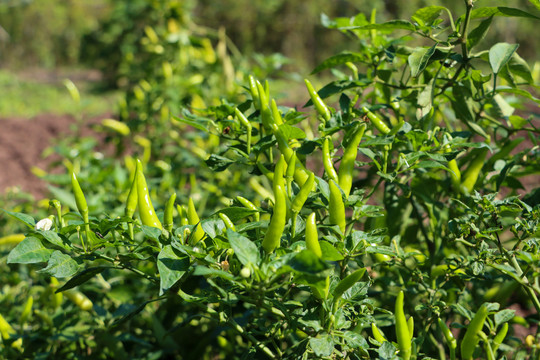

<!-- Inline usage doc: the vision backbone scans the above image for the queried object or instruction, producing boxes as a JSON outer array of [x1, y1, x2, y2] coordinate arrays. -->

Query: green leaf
[[470, 6, 540, 20], [279, 124, 306, 141], [309, 334, 334, 357], [157, 245, 190, 295], [38, 250, 79, 278], [508, 53, 533, 84], [494, 309, 515, 327], [173, 111, 213, 132], [489, 43, 519, 74], [227, 229, 260, 266], [311, 52, 365, 74], [495, 87, 540, 105], [7, 237, 53, 264], [288, 250, 330, 277], [408, 45, 437, 77], [412, 6, 447, 25], [356, 20, 415, 31], [333, 268, 366, 302], [467, 16, 493, 50], [320, 241, 344, 261], [141, 225, 162, 242], [1, 209, 35, 229], [214, 207, 257, 223], [38, 230, 71, 250], [205, 155, 234, 172], [56, 267, 108, 292]]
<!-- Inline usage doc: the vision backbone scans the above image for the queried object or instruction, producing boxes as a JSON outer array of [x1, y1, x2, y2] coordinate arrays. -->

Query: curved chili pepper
[[187, 197, 205, 245], [305, 212, 321, 257], [256, 81, 273, 130], [234, 108, 252, 155], [236, 196, 260, 222], [395, 290, 412, 360], [362, 106, 391, 135], [371, 323, 387, 344], [460, 304, 488, 360], [322, 137, 339, 183], [328, 180, 346, 235], [135, 159, 162, 230], [71, 172, 90, 250], [493, 322, 508, 351], [291, 172, 315, 214], [438, 318, 457, 357], [219, 213, 235, 231], [305, 79, 331, 122], [125, 171, 138, 219], [262, 155, 287, 253], [338, 123, 366, 197], [461, 148, 489, 195], [164, 192, 176, 233], [248, 75, 260, 110]]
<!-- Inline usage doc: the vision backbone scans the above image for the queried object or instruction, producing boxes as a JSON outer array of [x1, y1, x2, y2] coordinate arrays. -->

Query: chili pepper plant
[[2, 1, 540, 359]]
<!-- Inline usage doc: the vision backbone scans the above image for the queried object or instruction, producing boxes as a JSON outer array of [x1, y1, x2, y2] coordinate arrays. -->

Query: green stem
[[508, 254, 540, 316], [228, 316, 276, 359]]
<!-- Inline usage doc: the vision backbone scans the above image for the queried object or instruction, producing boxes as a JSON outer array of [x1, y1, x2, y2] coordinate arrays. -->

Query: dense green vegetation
[[1, 0, 540, 359]]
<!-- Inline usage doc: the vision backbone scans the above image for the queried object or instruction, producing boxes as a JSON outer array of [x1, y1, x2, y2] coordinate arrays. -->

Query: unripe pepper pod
[[236, 196, 260, 222], [438, 318, 457, 351], [187, 197, 205, 245], [305, 212, 322, 257], [219, 213, 235, 231], [71, 172, 91, 250], [291, 172, 315, 214], [135, 159, 162, 230], [338, 123, 366, 197], [362, 106, 391, 135], [305, 79, 331, 122], [328, 180, 346, 235], [461, 148, 489, 195], [395, 291, 412, 360], [322, 137, 339, 184], [460, 304, 489, 360], [371, 323, 387, 344], [125, 170, 138, 219], [164, 192, 177, 233], [262, 155, 287, 253], [235, 108, 252, 155], [248, 75, 260, 110]]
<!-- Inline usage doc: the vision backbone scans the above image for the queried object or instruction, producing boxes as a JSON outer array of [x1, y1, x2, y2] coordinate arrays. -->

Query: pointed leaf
[[310, 334, 334, 357], [312, 52, 365, 74], [157, 245, 189, 295], [408, 45, 437, 77], [7, 237, 53, 264], [1, 209, 35, 229], [38, 250, 79, 278], [467, 16, 493, 50], [56, 267, 108, 292], [227, 229, 260, 266], [489, 43, 519, 74], [412, 6, 447, 25]]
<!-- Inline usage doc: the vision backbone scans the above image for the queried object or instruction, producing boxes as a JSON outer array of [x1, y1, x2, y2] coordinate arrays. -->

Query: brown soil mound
[[0, 114, 108, 199]]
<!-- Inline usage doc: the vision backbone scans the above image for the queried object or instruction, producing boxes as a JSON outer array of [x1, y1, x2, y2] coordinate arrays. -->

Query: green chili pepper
[[64, 289, 93, 311], [164, 192, 176, 233], [362, 106, 391, 135], [333, 268, 366, 305], [338, 123, 366, 197], [20, 296, 33, 325], [257, 81, 273, 130], [71, 172, 90, 251], [322, 137, 339, 183], [135, 159, 162, 230], [219, 213, 236, 231], [262, 155, 287, 253], [291, 172, 315, 214], [176, 204, 189, 226], [305, 212, 322, 257], [407, 316, 414, 342], [269, 123, 311, 186], [271, 99, 283, 126], [305, 79, 331, 122], [0, 313, 18, 349], [460, 303, 489, 360], [395, 290, 412, 360], [286, 151, 296, 198], [236, 196, 260, 222], [493, 322, 508, 352], [371, 323, 387, 344], [234, 108, 252, 155], [329, 180, 346, 235], [461, 148, 489, 195], [248, 75, 260, 110], [50, 277, 63, 309], [125, 170, 138, 219], [438, 318, 457, 358], [187, 197, 205, 245]]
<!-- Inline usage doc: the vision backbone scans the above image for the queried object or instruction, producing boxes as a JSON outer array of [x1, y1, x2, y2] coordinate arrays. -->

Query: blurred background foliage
[[1, 0, 539, 73]]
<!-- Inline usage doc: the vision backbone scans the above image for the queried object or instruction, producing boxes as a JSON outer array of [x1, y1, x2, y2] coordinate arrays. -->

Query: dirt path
[[0, 114, 107, 199]]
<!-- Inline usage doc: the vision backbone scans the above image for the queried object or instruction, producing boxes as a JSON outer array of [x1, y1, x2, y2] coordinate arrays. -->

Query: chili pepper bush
[[3, 1, 540, 359]]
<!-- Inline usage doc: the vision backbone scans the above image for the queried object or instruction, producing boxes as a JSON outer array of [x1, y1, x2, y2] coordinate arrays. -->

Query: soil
[[0, 113, 108, 199]]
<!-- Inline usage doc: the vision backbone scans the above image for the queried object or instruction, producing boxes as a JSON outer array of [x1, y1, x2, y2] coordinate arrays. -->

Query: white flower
[[35, 218, 53, 231]]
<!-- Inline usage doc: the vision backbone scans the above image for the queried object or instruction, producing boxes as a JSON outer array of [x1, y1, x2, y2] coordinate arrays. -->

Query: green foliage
[[2, 1, 540, 359]]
